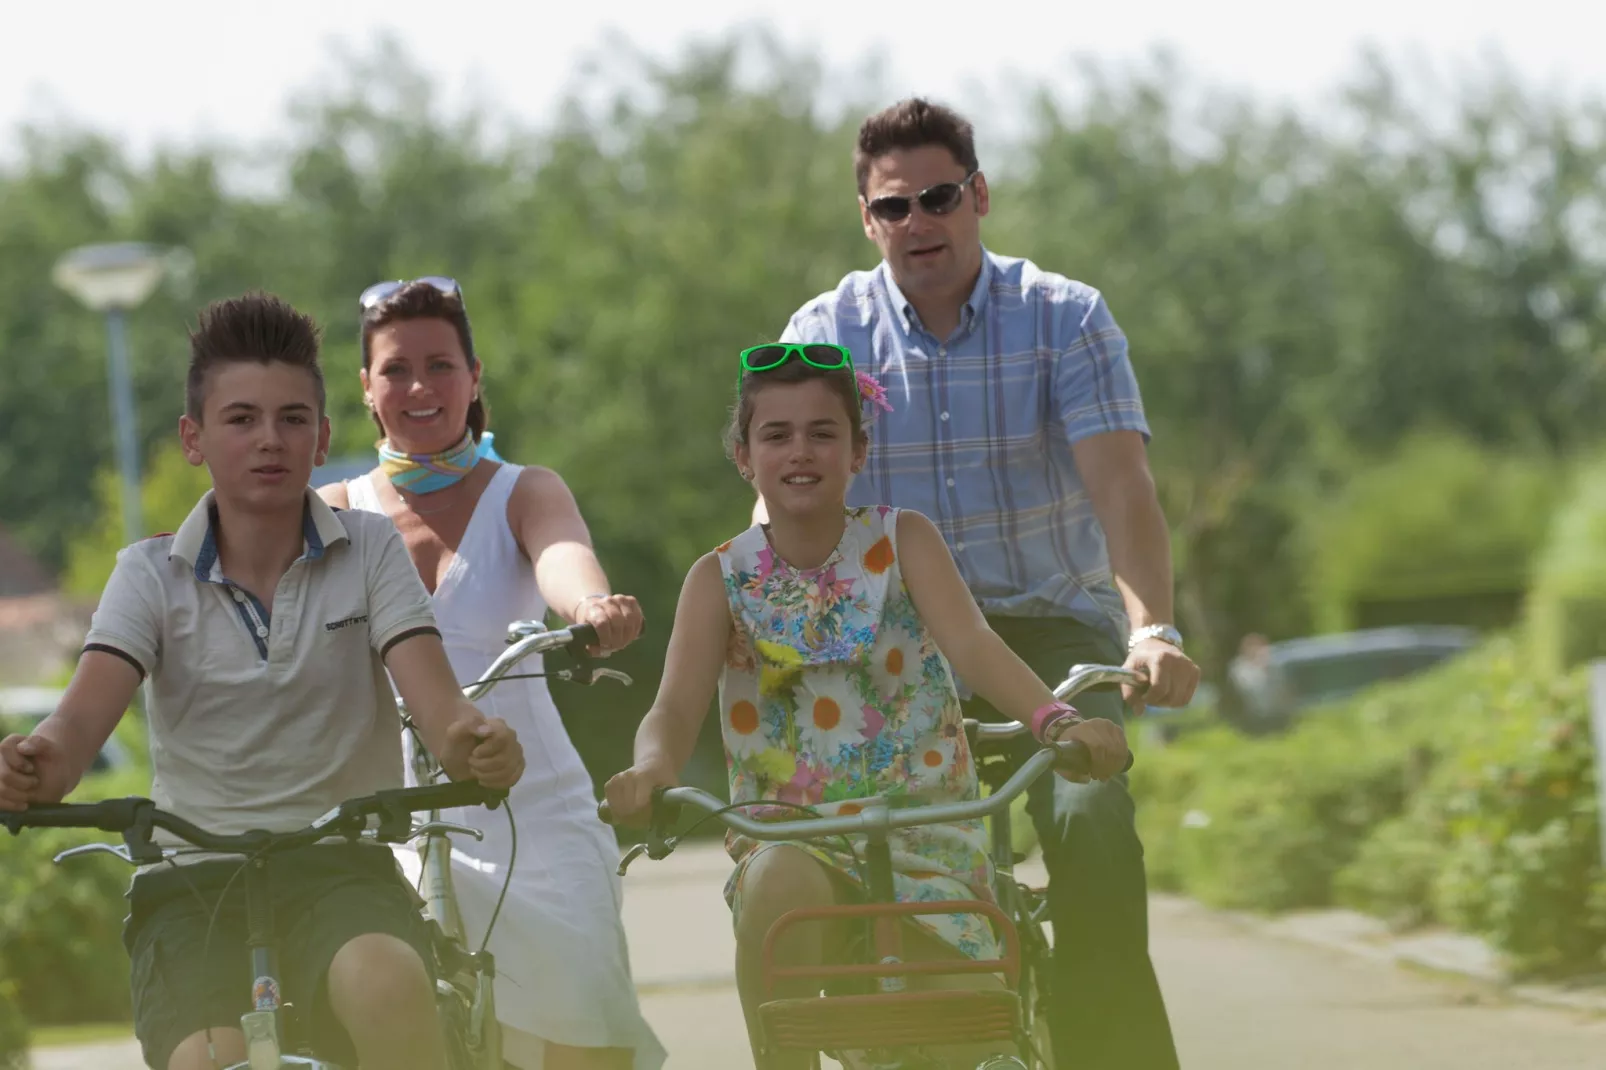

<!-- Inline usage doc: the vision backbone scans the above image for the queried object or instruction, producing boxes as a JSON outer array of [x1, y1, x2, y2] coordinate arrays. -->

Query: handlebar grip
[[596, 786, 679, 828], [0, 797, 148, 834], [1051, 741, 1135, 777], [567, 623, 599, 648], [371, 781, 509, 815]]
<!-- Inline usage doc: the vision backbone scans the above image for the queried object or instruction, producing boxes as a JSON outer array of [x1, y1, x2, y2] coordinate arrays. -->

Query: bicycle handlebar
[[468, 621, 608, 700], [0, 780, 508, 863], [401, 621, 632, 733], [597, 662, 1142, 836], [601, 745, 1074, 839]]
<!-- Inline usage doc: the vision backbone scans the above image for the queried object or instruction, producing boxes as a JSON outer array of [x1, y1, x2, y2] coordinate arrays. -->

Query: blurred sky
[[4, 0, 1605, 160]]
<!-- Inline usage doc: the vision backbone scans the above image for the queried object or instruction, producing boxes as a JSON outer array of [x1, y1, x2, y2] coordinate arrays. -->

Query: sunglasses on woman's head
[[358, 276, 464, 311], [737, 343, 854, 389], [864, 172, 979, 223]]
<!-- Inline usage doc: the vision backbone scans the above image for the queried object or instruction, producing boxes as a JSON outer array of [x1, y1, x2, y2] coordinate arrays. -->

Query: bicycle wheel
[[1022, 957, 1055, 1070], [1014, 905, 1055, 1069]]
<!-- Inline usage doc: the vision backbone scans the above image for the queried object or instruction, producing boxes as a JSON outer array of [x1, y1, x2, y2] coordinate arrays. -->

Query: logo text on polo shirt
[[325, 614, 370, 632]]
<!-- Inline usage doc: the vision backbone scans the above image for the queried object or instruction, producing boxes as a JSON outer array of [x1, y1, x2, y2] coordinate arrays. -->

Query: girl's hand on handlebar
[[577, 594, 645, 657], [1058, 718, 1129, 783], [603, 761, 677, 827]]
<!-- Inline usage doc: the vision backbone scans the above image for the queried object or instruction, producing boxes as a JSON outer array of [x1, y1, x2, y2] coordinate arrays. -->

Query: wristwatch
[[1128, 623, 1184, 653]]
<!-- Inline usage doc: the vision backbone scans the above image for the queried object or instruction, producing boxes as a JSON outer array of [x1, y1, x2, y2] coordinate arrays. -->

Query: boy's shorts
[[123, 841, 437, 1069]]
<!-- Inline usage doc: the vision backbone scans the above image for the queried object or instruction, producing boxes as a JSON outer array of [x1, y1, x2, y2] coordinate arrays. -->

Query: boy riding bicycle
[[0, 293, 525, 1070]]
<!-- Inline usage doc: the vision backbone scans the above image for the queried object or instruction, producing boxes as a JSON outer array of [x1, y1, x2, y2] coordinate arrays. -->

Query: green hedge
[[1298, 432, 1557, 634], [1335, 658, 1605, 975], [1132, 636, 1605, 978], [0, 963, 26, 1070], [0, 763, 151, 1028], [1528, 456, 1606, 674], [1, 716, 152, 1032]]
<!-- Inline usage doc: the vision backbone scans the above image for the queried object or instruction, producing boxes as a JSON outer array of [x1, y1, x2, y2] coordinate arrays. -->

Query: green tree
[[1300, 430, 1559, 633], [63, 440, 215, 598]]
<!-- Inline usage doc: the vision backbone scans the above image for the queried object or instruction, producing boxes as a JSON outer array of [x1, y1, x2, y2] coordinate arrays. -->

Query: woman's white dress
[[348, 465, 666, 1069]]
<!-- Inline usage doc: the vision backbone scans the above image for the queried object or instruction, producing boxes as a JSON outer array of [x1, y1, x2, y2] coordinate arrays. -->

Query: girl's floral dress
[[715, 505, 999, 960]]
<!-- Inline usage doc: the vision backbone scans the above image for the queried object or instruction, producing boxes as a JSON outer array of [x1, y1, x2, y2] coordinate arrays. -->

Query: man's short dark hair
[[854, 98, 980, 195], [185, 292, 325, 420]]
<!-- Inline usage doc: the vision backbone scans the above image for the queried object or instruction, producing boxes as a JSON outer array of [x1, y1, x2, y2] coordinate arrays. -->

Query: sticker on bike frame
[[252, 976, 282, 1011]]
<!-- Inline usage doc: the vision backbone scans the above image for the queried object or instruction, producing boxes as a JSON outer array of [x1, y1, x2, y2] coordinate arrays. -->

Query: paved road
[[31, 843, 1606, 1068]]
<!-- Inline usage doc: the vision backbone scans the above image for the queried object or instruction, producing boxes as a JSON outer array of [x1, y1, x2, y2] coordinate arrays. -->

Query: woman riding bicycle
[[318, 278, 665, 1070], [603, 345, 1129, 1069]]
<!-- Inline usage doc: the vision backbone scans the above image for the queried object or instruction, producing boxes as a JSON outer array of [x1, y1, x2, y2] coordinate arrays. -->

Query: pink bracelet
[[1030, 701, 1081, 743]]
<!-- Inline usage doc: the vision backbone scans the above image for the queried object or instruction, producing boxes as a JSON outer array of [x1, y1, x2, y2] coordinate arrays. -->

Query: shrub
[[0, 757, 151, 1028], [1300, 431, 1557, 634], [1527, 455, 1606, 673], [1135, 634, 1606, 979]]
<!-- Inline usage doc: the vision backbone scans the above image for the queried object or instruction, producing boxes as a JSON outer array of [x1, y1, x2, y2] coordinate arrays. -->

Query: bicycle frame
[[396, 618, 632, 1068]]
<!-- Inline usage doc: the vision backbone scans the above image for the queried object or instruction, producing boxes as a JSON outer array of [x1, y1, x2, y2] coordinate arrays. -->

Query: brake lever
[[616, 788, 684, 875], [617, 842, 650, 876], [53, 842, 161, 866], [617, 831, 681, 876]]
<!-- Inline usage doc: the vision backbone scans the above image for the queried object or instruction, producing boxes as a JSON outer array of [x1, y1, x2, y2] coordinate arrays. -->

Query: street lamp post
[[52, 243, 174, 547]]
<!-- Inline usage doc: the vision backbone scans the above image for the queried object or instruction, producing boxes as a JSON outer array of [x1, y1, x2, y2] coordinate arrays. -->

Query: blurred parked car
[[1222, 625, 1478, 733]]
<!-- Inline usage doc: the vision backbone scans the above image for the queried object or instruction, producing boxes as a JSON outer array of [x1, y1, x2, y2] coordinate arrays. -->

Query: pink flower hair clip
[[856, 370, 893, 418]]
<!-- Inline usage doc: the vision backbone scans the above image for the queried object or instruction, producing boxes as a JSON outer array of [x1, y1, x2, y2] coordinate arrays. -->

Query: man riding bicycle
[[755, 99, 1201, 1069], [0, 293, 525, 1070]]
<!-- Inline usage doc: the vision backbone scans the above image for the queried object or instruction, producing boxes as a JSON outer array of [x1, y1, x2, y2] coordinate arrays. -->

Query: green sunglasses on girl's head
[[737, 342, 854, 390]]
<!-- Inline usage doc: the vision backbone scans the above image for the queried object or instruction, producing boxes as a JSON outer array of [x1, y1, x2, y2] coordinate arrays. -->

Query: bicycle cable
[[479, 805, 516, 955]]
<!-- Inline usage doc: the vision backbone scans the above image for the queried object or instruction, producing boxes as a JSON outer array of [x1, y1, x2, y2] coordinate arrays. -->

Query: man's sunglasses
[[864, 172, 979, 223], [738, 342, 854, 389], [359, 276, 464, 311]]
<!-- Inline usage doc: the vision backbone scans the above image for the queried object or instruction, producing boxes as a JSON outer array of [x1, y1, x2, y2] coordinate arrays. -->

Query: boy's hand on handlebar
[[1057, 718, 1129, 783], [444, 717, 525, 789], [1122, 638, 1200, 715], [0, 733, 72, 811], [578, 594, 645, 657], [602, 761, 677, 827]]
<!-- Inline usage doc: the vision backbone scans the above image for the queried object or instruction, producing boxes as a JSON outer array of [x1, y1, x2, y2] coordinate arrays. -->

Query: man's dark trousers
[[960, 615, 1180, 1070]]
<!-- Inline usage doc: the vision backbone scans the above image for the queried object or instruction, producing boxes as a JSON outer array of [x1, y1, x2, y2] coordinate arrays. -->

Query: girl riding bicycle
[[604, 343, 1129, 1069]]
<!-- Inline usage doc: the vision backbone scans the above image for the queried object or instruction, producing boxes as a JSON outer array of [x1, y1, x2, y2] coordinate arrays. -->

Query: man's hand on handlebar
[[602, 760, 678, 828], [1122, 639, 1199, 715], [1055, 718, 1129, 783], [0, 733, 73, 812], [442, 717, 525, 789]]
